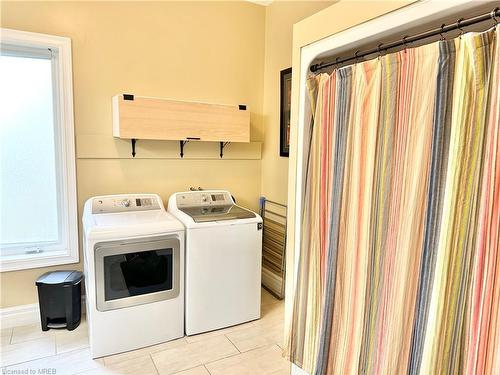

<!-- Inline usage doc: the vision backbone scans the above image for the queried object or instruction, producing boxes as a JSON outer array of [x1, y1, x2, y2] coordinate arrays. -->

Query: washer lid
[[179, 204, 255, 223]]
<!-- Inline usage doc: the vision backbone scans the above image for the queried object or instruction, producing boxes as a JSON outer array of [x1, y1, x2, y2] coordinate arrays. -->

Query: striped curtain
[[285, 27, 500, 375]]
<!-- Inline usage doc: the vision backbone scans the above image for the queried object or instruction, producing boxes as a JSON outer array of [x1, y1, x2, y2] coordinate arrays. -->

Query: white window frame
[[0, 28, 78, 272]]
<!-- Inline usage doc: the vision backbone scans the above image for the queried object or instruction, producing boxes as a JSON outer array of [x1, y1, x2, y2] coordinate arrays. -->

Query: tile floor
[[0, 289, 289, 375]]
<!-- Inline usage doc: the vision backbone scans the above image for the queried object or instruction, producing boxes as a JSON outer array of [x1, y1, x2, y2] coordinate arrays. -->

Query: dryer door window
[[94, 237, 180, 312], [104, 248, 173, 301]]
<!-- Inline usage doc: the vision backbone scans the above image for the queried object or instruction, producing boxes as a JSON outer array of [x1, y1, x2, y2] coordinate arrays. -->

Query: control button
[[122, 199, 130, 207], [201, 195, 207, 202]]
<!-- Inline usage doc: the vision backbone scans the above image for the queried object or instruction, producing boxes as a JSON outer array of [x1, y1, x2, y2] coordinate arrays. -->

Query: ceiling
[[245, 0, 275, 6]]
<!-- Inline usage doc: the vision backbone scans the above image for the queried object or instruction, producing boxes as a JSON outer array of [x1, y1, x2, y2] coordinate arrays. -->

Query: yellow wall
[[0, 1, 266, 308], [0, 0, 335, 309], [260, 1, 333, 205]]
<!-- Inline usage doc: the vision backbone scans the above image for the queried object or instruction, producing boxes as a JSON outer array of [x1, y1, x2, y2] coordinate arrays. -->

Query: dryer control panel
[[176, 191, 232, 208], [92, 195, 161, 214]]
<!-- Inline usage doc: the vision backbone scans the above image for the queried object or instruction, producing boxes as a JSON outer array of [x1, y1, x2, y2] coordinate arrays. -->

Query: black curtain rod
[[310, 7, 499, 73]]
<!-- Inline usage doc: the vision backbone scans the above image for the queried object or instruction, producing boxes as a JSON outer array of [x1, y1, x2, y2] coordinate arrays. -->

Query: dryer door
[[94, 236, 180, 312]]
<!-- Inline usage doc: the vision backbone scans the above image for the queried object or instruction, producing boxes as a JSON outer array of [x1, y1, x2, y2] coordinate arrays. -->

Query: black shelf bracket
[[180, 137, 200, 158], [180, 140, 189, 158], [220, 142, 230, 158], [131, 139, 137, 157]]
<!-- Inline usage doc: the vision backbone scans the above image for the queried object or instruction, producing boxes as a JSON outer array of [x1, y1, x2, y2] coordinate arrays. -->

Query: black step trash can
[[36, 270, 83, 331]]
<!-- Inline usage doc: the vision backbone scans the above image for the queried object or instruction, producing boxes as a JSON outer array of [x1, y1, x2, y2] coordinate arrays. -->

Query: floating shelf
[[112, 94, 250, 143]]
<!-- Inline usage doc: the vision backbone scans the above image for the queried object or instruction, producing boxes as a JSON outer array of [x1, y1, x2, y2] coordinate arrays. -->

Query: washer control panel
[[176, 191, 232, 208], [92, 195, 161, 214]]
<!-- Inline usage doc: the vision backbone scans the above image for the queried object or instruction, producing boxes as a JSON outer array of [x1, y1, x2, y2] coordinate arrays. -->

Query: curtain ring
[[402, 35, 410, 53], [492, 8, 499, 29], [457, 18, 465, 38], [439, 24, 446, 41], [334, 56, 340, 69], [377, 43, 384, 59], [354, 50, 361, 63]]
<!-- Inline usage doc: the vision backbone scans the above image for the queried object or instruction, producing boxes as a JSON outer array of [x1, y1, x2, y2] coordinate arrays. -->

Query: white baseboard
[[0, 296, 86, 329], [292, 364, 310, 375], [0, 303, 40, 329]]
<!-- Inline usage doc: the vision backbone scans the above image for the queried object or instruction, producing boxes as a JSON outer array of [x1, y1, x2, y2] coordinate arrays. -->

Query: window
[[0, 29, 77, 272]]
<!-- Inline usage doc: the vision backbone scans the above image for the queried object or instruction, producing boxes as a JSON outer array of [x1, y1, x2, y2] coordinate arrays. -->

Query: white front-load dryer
[[82, 194, 184, 358], [168, 190, 262, 336]]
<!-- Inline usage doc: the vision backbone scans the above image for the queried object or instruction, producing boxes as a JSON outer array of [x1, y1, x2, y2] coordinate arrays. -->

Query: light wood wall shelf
[[112, 94, 251, 158], [113, 94, 250, 139]]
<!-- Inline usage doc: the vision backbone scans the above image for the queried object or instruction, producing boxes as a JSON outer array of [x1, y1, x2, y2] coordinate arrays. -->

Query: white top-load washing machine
[[82, 194, 184, 358], [168, 190, 262, 335]]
